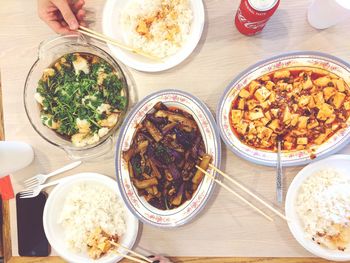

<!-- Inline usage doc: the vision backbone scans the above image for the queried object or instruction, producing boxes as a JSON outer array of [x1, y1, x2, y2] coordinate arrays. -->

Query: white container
[[308, 0, 350, 29], [0, 141, 34, 177]]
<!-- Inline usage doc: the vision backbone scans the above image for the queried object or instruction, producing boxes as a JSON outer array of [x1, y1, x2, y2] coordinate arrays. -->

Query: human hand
[[38, 0, 86, 34], [148, 255, 173, 263]]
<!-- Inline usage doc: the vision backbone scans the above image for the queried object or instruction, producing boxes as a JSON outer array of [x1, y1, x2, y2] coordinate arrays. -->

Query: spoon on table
[[276, 135, 283, 203]]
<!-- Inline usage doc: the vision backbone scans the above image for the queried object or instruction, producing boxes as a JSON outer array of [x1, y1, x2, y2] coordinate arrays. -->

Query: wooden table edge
[[0, 73, 333, 263]]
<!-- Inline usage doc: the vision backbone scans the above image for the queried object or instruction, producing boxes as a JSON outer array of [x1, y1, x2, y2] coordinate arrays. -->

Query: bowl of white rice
[[43, 173, 138, 263], [102, 0, 204, 72], [285, 155, 350, 261]]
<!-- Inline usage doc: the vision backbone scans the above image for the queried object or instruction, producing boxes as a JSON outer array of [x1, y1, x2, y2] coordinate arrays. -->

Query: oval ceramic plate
[[285, 155, 350, 261], [115, 89, 221, 227], [43, 173, 139, 263], [102, 0, 205, 72], [217, 51, 350, 167]]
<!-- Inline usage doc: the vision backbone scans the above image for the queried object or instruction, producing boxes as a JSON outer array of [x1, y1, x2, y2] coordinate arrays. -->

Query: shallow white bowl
[[43, 173, 139, 263], [102, 0, 205, 72], [285, 155, 350, 261]]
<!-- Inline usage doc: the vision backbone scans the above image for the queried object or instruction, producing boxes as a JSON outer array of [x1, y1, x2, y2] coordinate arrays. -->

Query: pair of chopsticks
[[196, 163, 288, 222], [110, 241, 152, 263], [77, 26, 162, 62]]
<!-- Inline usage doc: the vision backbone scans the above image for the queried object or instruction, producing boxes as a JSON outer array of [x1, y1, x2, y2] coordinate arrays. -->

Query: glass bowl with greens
[[24, 35, 130, 159]]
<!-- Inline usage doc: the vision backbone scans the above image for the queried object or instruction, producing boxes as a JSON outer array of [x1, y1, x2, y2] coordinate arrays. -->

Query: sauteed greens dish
[[35, 52, 127, 147]]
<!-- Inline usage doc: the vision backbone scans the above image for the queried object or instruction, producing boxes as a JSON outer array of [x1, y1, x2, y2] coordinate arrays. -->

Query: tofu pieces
[[254, 86, 271, 103], [297, 137, 308, 145], [323, 87, 336, 101], [333, 92, 346, 109], [239, 89, 250, 98], [249, 108, 264, 120], [274, 70, 290, 79], [314, 76, 331, 87], [317, 103, 334, 121], [231, 110, 243, 124]]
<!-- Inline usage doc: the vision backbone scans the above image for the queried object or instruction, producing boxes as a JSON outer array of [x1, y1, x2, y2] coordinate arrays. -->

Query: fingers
[[47, 19, 75, 35], [52, 0, 79, 30], [72, 0, 85, 11], [76, 9, 85, 21]]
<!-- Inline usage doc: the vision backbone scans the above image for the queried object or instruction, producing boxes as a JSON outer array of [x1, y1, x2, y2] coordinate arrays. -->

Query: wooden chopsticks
[[196, 166, 273, 222], [207, 163, 289, 221], [110, 240, 152, 263], [196, 163, 289, 222], [77, 26, 162, 62]]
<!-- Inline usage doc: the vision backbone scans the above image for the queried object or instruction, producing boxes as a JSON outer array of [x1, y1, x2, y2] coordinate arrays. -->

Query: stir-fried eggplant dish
[[230, 67, 350, 152], [35, 52, 127, 147], [123, 102, 212, 210]]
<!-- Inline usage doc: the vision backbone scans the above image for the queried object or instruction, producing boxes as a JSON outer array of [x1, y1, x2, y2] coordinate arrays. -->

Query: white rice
[[121, 0, 193, 58], [58, 183, 126, 253], [296, 169, 350, 250]]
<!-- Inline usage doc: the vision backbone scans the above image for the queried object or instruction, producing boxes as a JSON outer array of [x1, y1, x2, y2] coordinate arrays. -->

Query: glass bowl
[[24, 35, 131, 160]]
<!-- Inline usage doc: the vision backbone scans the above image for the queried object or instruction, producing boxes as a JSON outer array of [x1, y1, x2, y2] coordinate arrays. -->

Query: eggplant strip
[[145, 120, 163, 142], [149, 159, 162, 179], [155, 110, 197, 130], [192, 154, 212, 189], [133, 177, 158, 189]]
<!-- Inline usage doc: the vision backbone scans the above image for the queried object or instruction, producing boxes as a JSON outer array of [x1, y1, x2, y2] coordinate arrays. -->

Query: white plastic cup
[[308, 0, 350, 29], [0, 141, 34, 177]]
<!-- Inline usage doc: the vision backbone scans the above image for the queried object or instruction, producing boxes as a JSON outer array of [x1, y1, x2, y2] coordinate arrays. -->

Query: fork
[[19, 178, 67, 198], [23, 161, 81, 189]]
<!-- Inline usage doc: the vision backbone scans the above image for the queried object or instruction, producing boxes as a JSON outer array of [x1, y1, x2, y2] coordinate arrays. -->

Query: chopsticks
[[196, 166, 273, 222], [207, 163, 289, 221], [197, 162, 289, 222], [112, 250, 150, 263], [110, 240, 152, 263], [77, 26, 162, 62]]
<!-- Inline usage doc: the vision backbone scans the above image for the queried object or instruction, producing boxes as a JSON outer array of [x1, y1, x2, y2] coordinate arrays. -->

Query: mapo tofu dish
[[123, 102, 212, 210], [230, 67, 350, 151]]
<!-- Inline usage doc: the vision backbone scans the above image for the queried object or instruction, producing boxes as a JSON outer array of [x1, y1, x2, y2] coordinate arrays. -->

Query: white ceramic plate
[[102, 0, 205, 72], [43, 173, 139, 263], [217, 51, 350, 167], [285, 154, 350, 261], [115, 89, 221, 227]]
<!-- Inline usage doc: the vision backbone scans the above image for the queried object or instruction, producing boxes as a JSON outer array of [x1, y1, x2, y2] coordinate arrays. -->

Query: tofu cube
[[333, 92, 346, 109], [257, 127, 273, 141], [290, 114, 300, 126], [307, 120, 319, 129], [284, 141, 294, 150], [308, 96, 316, 108], [314, 134, 327, 145], [314, 76, 331, 87], [249, 108, 264, 120], [317, 103, 334, 121], [323, 87, 336, 101], [298, 95, 310, 107], [247, 100, 259, 110], [344, 101, 350, 110], [231, 110, 243, 124], [271, 108, 279, 118], [302, 77, 313, 90], [297, 137, 308, 145], [239, 89, 250, 98], [265, 81, 275, 91], [314, 92, 325, 107], [249, 80, 261, 94], [298, 116, 309, 129], [283, 106, 291, 123], [335, 79, 345, 92], [254, 86, 271, 103], [236, 121, 249, 135], [238, 98, 245, 110], [73, 54, 90, 75], [274, 70, 290, 79], [268, 119, 280, 132]]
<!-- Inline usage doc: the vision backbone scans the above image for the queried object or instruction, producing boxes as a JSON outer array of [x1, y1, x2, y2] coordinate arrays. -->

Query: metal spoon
[[276, 136, 283, 203]]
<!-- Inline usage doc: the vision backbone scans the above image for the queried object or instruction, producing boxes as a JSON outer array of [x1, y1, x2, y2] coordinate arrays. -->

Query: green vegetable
[[36, 53, 127, 138]]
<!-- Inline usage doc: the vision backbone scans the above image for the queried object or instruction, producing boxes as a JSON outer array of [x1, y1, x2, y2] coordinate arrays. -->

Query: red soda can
[[235, 0, 280, 36]]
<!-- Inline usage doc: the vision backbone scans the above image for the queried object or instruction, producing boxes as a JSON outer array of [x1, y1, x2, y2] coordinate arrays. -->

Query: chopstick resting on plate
[[205, 162, 289, 222], [77, 26, 162, 62], [195, 166, 274, 222]]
